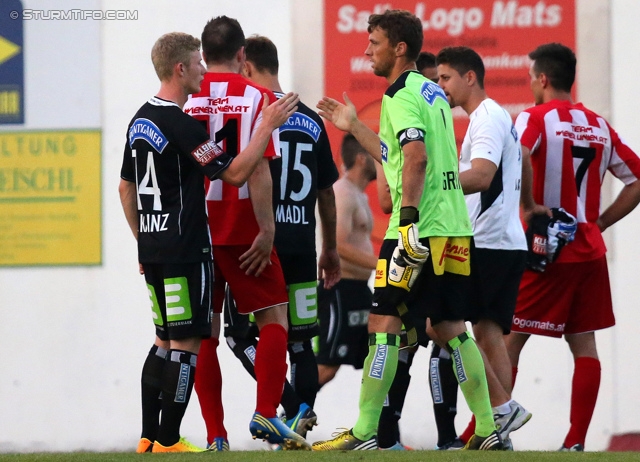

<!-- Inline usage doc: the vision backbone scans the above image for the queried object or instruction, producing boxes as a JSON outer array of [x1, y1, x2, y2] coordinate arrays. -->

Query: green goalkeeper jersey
[[379, 70, 472, 240]]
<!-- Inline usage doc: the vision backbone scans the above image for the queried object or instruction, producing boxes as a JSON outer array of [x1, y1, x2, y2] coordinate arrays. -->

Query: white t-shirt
[[459, 98, 527, 250]]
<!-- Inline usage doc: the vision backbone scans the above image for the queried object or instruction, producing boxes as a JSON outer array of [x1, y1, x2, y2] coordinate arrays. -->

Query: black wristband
[[399, 206, 419, 226]]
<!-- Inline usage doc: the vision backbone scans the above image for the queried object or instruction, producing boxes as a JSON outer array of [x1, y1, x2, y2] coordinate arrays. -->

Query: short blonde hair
[[151, 32, 201, 81]]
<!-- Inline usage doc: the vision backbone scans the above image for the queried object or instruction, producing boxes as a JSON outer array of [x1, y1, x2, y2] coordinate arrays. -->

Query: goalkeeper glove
[[397, 206, 429, 267], [547, 207, 577, 263], [525, 213, 549, 272], [388, 247, 422, 292], [525, 207, 577, 272]]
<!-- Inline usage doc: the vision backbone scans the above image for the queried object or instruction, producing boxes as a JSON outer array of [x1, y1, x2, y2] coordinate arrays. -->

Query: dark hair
[[367, 10, 423, 62], [529, 43, 576, 92], [436, 46, 485, 89], [341, 134, 366, 169], [245, 35, 279, 75], [201, 16, 245, 64], [416, 51, 436, 73]]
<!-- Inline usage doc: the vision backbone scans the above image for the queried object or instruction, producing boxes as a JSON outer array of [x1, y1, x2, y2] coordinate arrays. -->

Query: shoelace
[[330, 428, 352, 439], [312, 428, 351, 449]]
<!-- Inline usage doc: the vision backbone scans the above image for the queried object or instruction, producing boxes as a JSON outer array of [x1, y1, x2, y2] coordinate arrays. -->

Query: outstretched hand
[[317, 92, 358, 132], [261, 92, 299, 130]]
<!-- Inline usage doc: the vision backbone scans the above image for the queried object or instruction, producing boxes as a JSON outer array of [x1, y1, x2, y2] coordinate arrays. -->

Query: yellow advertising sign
[[0, 130, 101, 266], [0, 35, 21, 65]]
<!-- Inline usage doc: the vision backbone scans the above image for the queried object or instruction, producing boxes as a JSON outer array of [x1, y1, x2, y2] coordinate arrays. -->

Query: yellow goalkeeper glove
[[397, 206, 429, 267], [388, 247, 422, 291]]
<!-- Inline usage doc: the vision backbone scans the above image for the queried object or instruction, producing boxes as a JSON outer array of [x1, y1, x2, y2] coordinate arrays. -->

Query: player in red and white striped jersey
[[187, 74, 280, 246], [516, 99, 640, 263], [506, 43, 640, 451], [183, 16, 308, 450]]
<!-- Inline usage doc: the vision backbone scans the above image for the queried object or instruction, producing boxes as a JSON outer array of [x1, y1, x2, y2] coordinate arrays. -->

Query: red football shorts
[[212, 245, 288, 314], [511, 256, 614, 337]]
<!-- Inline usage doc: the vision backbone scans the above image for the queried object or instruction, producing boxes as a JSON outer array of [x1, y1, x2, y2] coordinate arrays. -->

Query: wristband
[[399, 206, 419, 227]]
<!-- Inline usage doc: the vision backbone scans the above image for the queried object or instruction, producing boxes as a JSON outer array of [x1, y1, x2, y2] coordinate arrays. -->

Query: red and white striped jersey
[[184, 73, 280, 245], [516, 99, 640, 262]]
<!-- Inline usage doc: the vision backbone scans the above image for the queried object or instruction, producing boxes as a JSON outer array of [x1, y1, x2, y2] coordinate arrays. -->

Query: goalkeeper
[[313, 9, 500, 451]]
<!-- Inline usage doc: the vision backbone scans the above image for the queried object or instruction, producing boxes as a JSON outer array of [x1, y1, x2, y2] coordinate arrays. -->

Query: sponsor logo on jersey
[[184, 96, 251, 115], [380, 140, 389, 163], [128, 118, 168, 152], [368, 344, 388, 380], [191, 139, 224, 166], [532, 235, 546, 255], [513, 316, 565, 333], [554, 121, 609, 144], [279, 112, 321, 142], [184, 105, 250, 114], [374, 259, 387, 288], [439, 241, 469, 265], [420, 81, 448, 106], [291, 282, 317, 323]]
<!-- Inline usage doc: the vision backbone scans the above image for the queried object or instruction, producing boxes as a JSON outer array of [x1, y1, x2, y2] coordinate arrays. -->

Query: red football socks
[[194, 337, 227, 443], [255, 323, 288, 417], [564, 356, 601, 448], [459, 415, 476, 443]]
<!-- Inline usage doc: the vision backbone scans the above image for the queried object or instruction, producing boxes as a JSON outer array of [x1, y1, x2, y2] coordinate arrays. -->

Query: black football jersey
[[271, 94, 339, 256], [120, 96, 233, 263]]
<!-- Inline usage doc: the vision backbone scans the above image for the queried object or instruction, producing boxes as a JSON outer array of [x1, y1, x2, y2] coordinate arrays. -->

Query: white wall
[[0, 0, 639, 453], [609, 0, 640, 436], [100, 0, 296, 452], [0, 0, 296, 452]]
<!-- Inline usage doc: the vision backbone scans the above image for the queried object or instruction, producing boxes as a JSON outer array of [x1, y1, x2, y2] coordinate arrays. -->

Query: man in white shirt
[[435, 46, 531, 448]]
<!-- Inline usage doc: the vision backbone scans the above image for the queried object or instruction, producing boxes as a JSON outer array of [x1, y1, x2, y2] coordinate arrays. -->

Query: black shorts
[[401, 312, 431, 348], [316, 279, 371, 368], [143, 261, 213, 341], [223, 253, 319, 342], [223, 285, 259, 339], [467, 248, 527, 334], [279, 253, 319, 341], [372, 239, 473, 326]]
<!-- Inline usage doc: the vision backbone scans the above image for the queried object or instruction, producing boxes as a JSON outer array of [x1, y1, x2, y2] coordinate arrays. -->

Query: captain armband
[[398, 128, 425, 147]]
